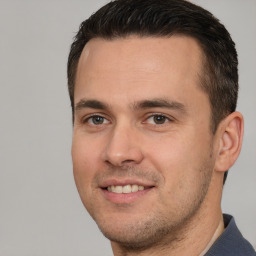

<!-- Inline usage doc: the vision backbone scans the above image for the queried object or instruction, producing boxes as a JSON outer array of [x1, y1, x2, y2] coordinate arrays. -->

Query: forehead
[[75, 36, 206, 107], [77, 35, 203, 77]]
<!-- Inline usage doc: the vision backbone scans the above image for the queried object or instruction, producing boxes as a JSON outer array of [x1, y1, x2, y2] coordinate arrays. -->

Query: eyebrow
[[75, 98, 186, 114], [75, 99, 110, 112], [132, 98, 186, 113]]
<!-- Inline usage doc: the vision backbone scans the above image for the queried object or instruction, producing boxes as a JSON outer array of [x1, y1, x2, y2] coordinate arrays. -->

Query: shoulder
[[206, 214, 256, 256]]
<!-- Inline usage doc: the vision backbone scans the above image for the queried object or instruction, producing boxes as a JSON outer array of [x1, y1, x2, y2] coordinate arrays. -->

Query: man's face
[[72, 36, 218, 247]]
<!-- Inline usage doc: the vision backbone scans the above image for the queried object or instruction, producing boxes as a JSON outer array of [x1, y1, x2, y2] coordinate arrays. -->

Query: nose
[[102, 124, 144, 167]]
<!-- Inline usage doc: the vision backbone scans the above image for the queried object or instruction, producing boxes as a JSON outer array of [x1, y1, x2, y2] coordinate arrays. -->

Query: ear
[[214, 111, 244, 173]]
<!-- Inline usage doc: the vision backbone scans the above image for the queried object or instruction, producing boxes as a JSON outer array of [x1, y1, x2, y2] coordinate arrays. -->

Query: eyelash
[[82, 113, 173, 126], [82, 114, 110, 125], [144, 113, 173, 125]]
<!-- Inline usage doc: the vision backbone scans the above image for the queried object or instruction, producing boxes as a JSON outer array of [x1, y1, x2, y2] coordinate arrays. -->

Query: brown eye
[[153, 115, 167, 124], [146, 114, 169, 125]]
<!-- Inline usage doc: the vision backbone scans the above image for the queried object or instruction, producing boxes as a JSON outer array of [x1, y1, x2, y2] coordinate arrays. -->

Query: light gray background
[[0, 0, 255, 255]]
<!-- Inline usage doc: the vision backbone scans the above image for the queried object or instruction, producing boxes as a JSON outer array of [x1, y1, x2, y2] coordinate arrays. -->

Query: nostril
[[104, 159, 136, 168], [122, 159, 135, 164]]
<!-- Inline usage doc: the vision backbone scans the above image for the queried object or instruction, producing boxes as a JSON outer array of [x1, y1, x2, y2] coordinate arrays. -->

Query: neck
[[199, 215, 224, 256]]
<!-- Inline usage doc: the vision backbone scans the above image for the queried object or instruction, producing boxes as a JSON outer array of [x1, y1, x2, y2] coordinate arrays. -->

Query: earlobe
[[215, 111, 244, 172]]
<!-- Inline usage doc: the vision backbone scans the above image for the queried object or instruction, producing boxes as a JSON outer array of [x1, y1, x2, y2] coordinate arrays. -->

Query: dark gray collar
[[205, 214, 256, 256]]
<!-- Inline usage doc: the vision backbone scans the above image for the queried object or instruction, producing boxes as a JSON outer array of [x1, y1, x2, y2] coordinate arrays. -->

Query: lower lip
[[101, 188, 154, 204]]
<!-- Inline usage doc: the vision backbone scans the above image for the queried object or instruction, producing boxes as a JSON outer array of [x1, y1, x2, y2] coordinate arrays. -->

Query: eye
[[146, 114, 170, 125], [86, 115, 110, 125]]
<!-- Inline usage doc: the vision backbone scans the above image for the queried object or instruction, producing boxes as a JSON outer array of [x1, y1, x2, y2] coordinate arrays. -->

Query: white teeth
[[107, 184, 145, 193], [122, 185, 132, 194], [115, 186, 123, 193], [131, 184, 138, 192]]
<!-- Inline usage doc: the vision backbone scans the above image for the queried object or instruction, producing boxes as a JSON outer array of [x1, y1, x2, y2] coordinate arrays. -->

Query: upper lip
[[99, 178, 155, 188]]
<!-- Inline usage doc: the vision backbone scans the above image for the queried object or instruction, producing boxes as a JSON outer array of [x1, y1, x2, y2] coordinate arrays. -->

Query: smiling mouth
[[106, 184, 153, 194]]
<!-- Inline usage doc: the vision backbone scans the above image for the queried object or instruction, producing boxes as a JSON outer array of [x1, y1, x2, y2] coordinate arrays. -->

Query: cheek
[[146, 134, 192, 175], [72, 132, 103, 167], [145, 133, 209, 191], [71, 135, 101, 194], [71, 135, 105, 217]]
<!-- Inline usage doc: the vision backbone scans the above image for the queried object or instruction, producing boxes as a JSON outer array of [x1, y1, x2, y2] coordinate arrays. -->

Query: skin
[[72, 36, 243, 256]]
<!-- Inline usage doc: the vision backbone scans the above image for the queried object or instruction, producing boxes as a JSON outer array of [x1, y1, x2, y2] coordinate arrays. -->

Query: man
[[67, 0, 256, 255]]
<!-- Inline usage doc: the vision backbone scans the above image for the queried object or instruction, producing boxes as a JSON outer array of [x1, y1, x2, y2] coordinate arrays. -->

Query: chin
[[95, 213, 180, 250]]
